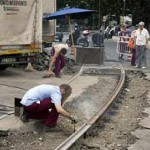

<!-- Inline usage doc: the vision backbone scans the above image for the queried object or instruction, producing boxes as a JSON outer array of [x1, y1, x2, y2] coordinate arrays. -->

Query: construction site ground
[[1, 37, 150, 149], [0, 65, 119, 150]]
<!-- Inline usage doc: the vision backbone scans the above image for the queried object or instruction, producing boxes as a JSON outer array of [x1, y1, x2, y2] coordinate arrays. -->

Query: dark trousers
[[131, 48, 136, 65], [55, 55, 66, 75], [51, 48, 66, 75], [136, 45, 146, 67], [24, 98, 59, 127]]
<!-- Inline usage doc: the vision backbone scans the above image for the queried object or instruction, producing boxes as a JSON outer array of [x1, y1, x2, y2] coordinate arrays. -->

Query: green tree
[[57, 0, 150, 29]]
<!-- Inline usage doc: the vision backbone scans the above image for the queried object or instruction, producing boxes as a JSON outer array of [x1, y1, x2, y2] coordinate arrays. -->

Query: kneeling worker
[[44, 43, 69, 78], [20, 84, 77, 131]]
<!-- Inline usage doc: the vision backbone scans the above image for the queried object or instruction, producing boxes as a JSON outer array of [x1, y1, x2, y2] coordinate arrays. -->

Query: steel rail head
[[65, 65, 84, 84]]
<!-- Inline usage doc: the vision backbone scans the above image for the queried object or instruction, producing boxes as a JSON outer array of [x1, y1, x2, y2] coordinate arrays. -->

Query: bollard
[[14, 98, 22, 117]]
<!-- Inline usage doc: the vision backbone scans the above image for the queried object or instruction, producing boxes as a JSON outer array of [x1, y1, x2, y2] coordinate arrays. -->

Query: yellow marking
[[0, 49, 41, 55]]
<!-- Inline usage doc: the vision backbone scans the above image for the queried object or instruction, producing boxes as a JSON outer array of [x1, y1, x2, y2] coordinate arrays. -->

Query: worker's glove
[[70, 115, 78, 124]]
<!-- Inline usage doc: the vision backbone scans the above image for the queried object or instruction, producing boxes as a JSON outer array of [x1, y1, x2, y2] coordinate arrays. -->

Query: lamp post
[[98, 0, 101, 30], [123, 0, 126, 24]]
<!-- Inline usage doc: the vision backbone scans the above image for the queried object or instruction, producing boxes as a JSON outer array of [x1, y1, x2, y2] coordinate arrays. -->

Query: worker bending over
[[44, 43, 69, 78], [20, 84, 77, 131]]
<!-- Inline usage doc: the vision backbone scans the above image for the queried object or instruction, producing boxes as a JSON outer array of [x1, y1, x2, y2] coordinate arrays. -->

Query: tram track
[[55, 64, 125, 150]]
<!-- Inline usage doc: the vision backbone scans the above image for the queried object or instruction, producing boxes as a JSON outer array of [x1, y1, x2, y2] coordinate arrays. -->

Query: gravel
[[79, 71, 150, 150]]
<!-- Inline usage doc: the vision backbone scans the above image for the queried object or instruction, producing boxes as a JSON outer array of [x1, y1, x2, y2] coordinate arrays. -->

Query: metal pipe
[[98, 0, 101, 29], [123, 0, 126, 24]]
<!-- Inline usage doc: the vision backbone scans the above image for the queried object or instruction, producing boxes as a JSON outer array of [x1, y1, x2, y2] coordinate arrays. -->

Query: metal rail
[[55, 64, 125, 150], [65, 65, 84, 84]]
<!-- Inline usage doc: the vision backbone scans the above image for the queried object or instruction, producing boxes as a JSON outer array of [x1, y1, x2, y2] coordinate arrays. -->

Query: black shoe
[[131, 64, 136, 66], [34, 122, 63, 132], [52, 69, 55, 73], [20, 108, 29, 122]]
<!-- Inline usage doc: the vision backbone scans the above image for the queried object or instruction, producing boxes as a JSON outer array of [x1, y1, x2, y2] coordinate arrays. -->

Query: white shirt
[[131, 30, 136, 39], [20, 84, 62, 106], [135, 28, 149, 45]]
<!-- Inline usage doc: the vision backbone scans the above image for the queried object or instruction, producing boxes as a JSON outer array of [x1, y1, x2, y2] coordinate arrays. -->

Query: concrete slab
[[144, 73, 150, 81], [128, 89, 150, 150], [131, 129, 150, 139], [143, 108, 150, 115], [139, 117, 150, 129], [128, 139, 150, 150], [147, 91, 150, 103], [0, 115, 25, 130], [67, 76, 99, 102]]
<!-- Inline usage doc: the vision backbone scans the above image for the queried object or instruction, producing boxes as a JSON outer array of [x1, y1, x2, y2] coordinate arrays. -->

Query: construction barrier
[[70, 46, 74, 55], [116, 36, 132, 60]]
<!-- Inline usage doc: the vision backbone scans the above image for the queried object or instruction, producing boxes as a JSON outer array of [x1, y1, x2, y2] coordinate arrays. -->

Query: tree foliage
[[57, 0, 150, 28]]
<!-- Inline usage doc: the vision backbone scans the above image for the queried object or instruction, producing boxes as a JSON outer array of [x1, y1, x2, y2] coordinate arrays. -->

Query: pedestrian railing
[[116, 36, 132, 55]]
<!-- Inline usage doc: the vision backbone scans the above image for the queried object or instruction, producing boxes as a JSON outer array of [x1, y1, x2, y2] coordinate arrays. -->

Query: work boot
[[43, 125, 63, 132], [55, 74, 61, 78], [20, 107, 29, 122]]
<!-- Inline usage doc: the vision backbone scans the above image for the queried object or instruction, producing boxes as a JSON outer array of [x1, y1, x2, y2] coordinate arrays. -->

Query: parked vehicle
[[66, 29, 90, 47], [104, 26, 112, 39], [104, 26, 120, 39], [0, 0, 42, 70]]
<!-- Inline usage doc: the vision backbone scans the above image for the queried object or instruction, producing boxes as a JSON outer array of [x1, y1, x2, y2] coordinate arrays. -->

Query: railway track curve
[[55, 64, 125, 150]]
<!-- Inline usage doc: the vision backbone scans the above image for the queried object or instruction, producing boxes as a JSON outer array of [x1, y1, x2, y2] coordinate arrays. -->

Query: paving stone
[[144, 73, 150, 81], [0, 115, 26, 130], [131, 129, 150, 139], [143, 108, 150, 115], [128, 86, 150, 150], [128, 139, 150, 150], [139, 117, 150, 129]]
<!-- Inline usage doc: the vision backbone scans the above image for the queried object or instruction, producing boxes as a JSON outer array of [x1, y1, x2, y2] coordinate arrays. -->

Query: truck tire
[[59, 38, 62, 42], [0, 65, 9, 70]]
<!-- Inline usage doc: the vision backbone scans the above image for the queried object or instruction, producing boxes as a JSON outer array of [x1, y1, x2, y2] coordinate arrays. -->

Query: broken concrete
[[128, 74, 150, 150]]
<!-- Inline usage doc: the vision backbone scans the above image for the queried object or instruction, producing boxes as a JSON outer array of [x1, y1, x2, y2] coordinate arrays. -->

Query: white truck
[[42, 0, 56, 47], [0, 0, 55, 70]]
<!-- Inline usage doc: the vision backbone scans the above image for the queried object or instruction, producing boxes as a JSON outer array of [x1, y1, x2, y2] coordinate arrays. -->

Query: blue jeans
[[136, 45, 146, 67]]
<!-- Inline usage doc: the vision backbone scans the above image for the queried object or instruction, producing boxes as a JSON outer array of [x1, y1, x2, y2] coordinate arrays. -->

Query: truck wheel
[[42, 42, 46, 48], [66, 39, 69, 43], [59, 38, 62, 42], [0, 65, 9, 70]]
